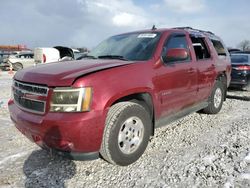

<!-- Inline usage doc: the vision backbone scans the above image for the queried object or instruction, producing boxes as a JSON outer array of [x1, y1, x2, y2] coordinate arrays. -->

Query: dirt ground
[[0, 71, 250, 188]]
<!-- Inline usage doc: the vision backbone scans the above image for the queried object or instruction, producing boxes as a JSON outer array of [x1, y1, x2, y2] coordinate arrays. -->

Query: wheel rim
[[118, 116, 144, 155], [214, 88, 222, 108], [14, 63, 22, 71]]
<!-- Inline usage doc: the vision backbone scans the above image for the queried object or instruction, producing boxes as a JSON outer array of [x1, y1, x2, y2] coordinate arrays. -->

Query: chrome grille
[[13, 80, 49, 114]]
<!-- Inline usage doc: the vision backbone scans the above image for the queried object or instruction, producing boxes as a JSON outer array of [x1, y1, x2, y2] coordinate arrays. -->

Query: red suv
[[8, 27, 231, 166]]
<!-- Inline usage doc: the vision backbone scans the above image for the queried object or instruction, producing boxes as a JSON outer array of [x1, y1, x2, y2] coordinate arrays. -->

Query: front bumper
[[8, 101, 106, 157], [0, 62, 10, 70], [50, 148, 99, 160]]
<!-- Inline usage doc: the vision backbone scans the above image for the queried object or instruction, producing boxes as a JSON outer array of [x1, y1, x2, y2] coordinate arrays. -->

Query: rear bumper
[[8, 101, 106, 154], [230, 71, 250, 87], [230, 78, 249, 87]]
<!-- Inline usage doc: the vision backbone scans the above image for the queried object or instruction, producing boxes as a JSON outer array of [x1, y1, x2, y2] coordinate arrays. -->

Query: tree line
[[238, 40, 250, 51]]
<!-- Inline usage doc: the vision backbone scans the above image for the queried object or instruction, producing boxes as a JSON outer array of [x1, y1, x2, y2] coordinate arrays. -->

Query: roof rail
[[173, 27, 215, 35]]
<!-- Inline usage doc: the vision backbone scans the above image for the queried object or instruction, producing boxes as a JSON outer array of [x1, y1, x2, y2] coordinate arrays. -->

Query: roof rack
[[173, 27, 215, 35], [231, 51, 250, 54]]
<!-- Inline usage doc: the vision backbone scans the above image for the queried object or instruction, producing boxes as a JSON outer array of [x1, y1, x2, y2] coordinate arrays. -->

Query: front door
[[154, 33, 198, 118]]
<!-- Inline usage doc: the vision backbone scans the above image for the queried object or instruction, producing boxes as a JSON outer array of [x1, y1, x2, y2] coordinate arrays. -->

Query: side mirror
[[164, 48, 189, 63]]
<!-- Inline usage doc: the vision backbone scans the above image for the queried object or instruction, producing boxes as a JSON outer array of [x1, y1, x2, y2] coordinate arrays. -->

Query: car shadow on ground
[[227, 88, 250, 101], [227, 94, 250, 101], [23, 125, 77, 188], [23, 149, 76, 188]]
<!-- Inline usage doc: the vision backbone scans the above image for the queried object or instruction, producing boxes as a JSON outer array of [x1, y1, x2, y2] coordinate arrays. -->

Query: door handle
[[187, 68, 195, 73], [208, 64, 215, 71]]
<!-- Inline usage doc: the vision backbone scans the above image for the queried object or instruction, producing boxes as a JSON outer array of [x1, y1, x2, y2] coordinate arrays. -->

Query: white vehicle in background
[[7, 52, 34, 71], [34, 46, 74, 64]]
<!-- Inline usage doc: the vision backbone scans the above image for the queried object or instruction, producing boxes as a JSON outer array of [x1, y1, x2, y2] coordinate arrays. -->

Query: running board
[[155, 102, 208, 128]]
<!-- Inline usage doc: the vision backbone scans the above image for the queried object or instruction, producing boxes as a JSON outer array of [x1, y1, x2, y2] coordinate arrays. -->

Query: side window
[[190, 36, 211, 60], [162, 34, 190, 63], [211, 40, 226, 56]]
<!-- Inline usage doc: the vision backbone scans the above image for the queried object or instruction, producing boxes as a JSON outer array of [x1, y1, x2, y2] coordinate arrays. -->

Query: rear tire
[[13, 62, 23, 71], [203, 81, 224, 114], [100, 102, 151, 166]]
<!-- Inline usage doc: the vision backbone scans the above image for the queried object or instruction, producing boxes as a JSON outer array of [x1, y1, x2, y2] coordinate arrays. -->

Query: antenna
[[152, 25, 157, 30]]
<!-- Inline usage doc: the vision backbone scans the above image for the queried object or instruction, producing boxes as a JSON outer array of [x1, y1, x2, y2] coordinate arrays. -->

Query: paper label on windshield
[[137, 33, 157, 38]]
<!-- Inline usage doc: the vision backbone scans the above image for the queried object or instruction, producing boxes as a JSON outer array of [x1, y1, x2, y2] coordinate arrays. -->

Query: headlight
[[50, 87, 92, 112]]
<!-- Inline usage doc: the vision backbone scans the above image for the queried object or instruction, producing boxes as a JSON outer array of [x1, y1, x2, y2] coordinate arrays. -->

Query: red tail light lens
[[43, 54, 46, 63], [236, 65, 250, 71]]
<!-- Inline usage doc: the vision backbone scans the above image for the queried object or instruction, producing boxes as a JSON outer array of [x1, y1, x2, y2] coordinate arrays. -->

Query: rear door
[[22, 54, 35, 68], [154, 32, 198, 117], [190, 35, 216, 102]]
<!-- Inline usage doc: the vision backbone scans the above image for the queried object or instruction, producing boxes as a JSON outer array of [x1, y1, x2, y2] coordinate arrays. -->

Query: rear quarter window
[[211, 40, 227, 56], [231, 55, 249, 63]]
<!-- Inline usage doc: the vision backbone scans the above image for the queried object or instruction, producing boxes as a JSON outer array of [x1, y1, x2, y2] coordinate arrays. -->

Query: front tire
[[100, 102, 151, 166], [203, 81, 224, 114]]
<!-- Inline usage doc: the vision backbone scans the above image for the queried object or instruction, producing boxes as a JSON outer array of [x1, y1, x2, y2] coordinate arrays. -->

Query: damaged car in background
[[7, 52, 34, 71], [230, 52, 250, 91], [34, 46, 75, 64]]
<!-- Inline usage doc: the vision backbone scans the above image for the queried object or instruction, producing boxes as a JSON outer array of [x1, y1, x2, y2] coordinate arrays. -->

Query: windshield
[[231, 55, 249, 63], [89, 32, 161, 61]]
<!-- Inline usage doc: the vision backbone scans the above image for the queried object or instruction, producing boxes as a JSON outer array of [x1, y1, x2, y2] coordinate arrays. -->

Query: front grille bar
[[13, 80, 49, 114], [13, 80, 48, 96]]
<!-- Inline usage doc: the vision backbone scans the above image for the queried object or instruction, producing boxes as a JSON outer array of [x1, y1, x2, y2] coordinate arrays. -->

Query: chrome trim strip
[[53, 87, 82, 92], [50, 104, 78, 107]]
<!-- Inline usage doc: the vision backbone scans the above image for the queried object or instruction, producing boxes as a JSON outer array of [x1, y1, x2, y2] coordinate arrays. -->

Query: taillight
[[235, 65, 250, 71], [43, 54, 46, 63]]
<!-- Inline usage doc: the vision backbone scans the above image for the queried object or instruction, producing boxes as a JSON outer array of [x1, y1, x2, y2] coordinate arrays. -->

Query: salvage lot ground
[[0, 71, 250, 188]]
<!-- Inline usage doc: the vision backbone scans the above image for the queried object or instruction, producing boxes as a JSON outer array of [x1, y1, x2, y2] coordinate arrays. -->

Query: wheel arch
[[105, 91, 155, 136], [216, 71, 227, 101]]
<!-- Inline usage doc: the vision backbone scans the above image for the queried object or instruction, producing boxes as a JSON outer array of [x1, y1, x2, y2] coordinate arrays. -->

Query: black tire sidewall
[[108, 104, 151, 166]]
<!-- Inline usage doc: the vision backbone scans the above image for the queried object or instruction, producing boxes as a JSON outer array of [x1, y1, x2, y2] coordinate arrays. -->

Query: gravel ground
[[0, 71, 250, 188]]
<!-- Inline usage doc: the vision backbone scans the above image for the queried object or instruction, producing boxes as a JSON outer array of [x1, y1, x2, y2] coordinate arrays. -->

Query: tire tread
[[100, 102, 142, 165], [203, 81, 224, 114]]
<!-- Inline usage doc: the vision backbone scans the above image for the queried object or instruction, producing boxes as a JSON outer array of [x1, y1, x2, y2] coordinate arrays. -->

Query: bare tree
[[238, 40, 250, 51]]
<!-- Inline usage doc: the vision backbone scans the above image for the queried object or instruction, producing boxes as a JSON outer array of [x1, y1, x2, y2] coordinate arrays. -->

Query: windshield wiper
[[98, 55, 128, 61], [79, 55, 97, 59]]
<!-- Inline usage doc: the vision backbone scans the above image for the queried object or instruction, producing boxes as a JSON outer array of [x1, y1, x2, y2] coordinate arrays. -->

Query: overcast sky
[[0, 0, 249, 49]]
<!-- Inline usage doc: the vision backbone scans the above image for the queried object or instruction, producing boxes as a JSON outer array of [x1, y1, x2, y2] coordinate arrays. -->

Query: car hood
[[14, 59, 137, 87]]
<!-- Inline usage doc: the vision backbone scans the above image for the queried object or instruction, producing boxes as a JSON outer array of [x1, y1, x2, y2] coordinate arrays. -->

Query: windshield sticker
[[137, 33, 157, 38]]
